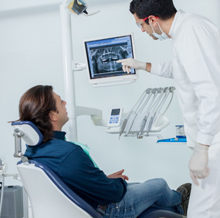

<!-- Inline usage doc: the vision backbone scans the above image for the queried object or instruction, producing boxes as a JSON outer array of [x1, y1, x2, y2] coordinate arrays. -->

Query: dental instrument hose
[[125, 89, 154, 136], [137, 89, 162, 138], [120, 89, 148, 138], [162, 88, 175, 115], [0, 175, 5, 217], [147, 87, 174, 134]]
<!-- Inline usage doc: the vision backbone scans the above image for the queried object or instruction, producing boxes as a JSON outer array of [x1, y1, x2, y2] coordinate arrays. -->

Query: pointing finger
[[116, 59, 126, 63]]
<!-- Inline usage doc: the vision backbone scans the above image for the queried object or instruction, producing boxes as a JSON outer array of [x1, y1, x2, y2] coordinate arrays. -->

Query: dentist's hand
[[117, 58, 146, 73], [188, 143, 210, 186]]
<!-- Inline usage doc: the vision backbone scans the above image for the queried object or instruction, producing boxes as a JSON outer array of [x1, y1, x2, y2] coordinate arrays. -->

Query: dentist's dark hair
[[18, 85, 58, 143], [130, 0, 177, 24]]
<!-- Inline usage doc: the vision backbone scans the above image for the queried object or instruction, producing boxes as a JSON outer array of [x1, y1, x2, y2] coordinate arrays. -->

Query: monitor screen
[[84, 34, 136, 84]]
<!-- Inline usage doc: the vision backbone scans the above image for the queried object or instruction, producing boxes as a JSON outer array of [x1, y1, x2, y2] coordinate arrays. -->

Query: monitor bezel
[[83, 33, 138, 85]]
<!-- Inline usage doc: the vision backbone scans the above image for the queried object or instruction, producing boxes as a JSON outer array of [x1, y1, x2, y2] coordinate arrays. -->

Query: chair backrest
[[11, 121, 102, 218], [17, 160, 102, 218]]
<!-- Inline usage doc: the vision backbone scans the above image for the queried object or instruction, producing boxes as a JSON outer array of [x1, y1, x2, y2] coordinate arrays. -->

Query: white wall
[[0, 0, 219, 189]]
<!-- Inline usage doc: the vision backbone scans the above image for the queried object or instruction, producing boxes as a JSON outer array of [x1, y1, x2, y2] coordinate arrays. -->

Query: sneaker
[[176, 183, 192, 215]]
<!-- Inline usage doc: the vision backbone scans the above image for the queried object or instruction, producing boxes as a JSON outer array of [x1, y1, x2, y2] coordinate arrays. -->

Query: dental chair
[[12, 121, 186, 218]]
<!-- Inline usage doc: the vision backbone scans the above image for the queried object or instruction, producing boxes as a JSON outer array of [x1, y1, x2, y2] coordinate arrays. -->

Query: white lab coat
[[151, 10, 220, 217]]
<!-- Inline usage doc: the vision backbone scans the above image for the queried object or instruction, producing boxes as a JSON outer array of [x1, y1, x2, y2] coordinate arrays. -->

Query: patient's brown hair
[[19, 85, 57, 143]]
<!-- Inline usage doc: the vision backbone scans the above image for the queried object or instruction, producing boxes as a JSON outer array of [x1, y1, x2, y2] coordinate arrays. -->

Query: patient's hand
[[107, 169, 129, 180]]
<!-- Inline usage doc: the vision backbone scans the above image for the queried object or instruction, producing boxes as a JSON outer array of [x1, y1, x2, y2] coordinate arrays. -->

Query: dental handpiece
[[124, 112, 138, 137], [139, 88, 164, 137], [146, 114, 155, 136], [136, 89, 159, 138], [119, 118, 128, 140], [125, 89, 152, 136], [137, 114, 149, 139]]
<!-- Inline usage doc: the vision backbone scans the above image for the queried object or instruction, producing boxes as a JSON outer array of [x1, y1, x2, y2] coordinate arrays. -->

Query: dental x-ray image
[[90, 44, 130, 77]]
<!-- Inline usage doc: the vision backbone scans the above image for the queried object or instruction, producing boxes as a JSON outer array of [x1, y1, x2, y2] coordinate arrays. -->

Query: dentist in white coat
[[118, 0, 220, 217]]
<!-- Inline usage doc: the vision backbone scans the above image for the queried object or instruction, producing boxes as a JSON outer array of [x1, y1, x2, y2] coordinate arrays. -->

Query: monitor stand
[[92, 79, 136, 88]]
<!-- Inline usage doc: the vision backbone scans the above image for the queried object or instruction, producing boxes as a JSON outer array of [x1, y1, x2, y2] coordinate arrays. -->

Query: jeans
[[103, 178, 183, 218]]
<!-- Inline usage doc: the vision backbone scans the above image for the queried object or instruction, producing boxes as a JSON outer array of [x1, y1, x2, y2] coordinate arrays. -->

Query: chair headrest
[[11, 121, 43, 146]]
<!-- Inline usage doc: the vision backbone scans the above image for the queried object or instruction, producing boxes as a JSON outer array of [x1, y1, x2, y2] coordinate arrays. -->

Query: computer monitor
[[84, 33, 137, 87]]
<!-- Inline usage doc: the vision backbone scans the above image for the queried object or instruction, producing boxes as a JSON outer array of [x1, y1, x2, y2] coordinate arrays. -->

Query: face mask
[[149, 22, 169, 41]]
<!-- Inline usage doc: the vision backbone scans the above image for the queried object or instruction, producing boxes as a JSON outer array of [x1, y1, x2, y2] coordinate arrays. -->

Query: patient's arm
[[58, 146, 127, 204], [107, 169, 129, 181]]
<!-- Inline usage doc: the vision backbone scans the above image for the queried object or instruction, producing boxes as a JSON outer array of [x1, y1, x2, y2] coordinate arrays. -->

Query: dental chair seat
[[13, 121, 185, 218], [17, 160, 185, 218]]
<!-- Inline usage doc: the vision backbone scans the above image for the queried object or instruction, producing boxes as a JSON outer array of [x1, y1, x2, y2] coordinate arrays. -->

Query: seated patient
[[18, 85, 191, 217]]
